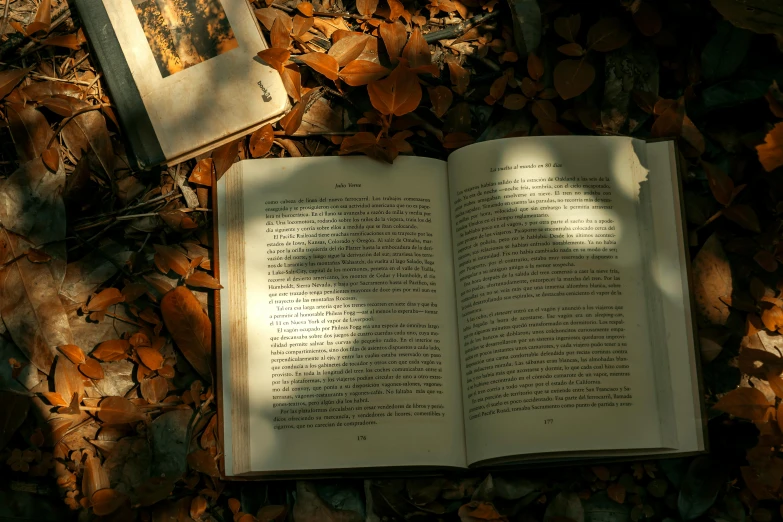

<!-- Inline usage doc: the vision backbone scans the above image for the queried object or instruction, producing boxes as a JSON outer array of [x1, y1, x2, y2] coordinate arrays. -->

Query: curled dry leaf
[[723, 204, 761, 233], [702, 162, 734, 206], [553, 58, 595, 100], [212, 139, 239, 179], [79, 358, 104, 380], [97, 396, 145, 424], [756, 122, 783, 172], [185, 271, 223, 290], [257, 48, 290, 75], [26, 0, 51, 34], [41, 146, 60, 172], [190, 496, 208, 519], [270, 17, 292, 49], [55, 356, 84, 405], [188, 159, 214, 186], [86, 288, 124, 312], [154, 245, 191, 277], [296, 1, 314, 16], [83, 455, 110, 502], [161, 286, 212, 381], [249, 125, 275, 158], [338, 60, 390, 86], [368, 63, 422, 116]]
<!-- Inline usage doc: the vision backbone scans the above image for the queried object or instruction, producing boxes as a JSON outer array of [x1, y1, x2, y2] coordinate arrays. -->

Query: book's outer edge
[[212, 167, 227, 477], [73, 0, 166, 170]]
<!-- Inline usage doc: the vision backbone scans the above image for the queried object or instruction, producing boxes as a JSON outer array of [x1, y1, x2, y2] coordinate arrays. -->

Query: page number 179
[[544, 419, 554, 425]]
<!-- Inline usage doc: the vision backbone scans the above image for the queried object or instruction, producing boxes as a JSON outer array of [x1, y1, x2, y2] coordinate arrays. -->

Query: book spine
[[74, 0, 166, 170]]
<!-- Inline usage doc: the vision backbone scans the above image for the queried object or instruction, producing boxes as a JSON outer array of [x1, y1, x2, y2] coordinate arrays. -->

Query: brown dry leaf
[[280, 99, 306, 135], [587, 17, 632, 52], [188, 159, 214, 186], [281, 63, 302, 101], [702, 161, 734, 206], [757, 122, 783, 172], [270, 17, 292, 49], [607, 483, 626, 503], [723, 204, 761, 233], [754, 250, 778, 273], [633, 2, 662, 36], [532, 100, 557, 121], [92, 339, 130, 361], [338, 60, 390, 86], [212, 139, 239, 179], [97, 396, 145, 424], [55, 355, 85, 405], [767, 372, 783, 398], [297, 1, 314, 16], [292, 15, 314, 38], [714, 387, 771, 421], [458, 501, 505, 521], [297, 53, 339, 80], [328, 34, 369, 67], [41, 146, 60, 172], [161, 286, 212, 381], [258, 505, 287, 522], [42, 33, 83, 49], [40, 96, 75, 117], [257, 48, 291, 76], [443, 132, 474, 149], [79, 358, 104, 380], [387, 0, 405, 21], [503, 94, 528, 110], [187, 449, 220, 477], [357, 0, 379, 16], [58, 97, 114, 175], [339, 132, 397, 163], [368, 63, 422, 116], [41, 391, 68, 407], [190, 496, 208, 519], [249, 125, 275, 158], [0, 67, 31, 101], [402, 28, 431, 70], [553, 58, 595, 100], [5, 104, 54, 162], [380, 21, 407, 64], [137, 346, 164, 371], [554, 14, 581, 42], [140, 375, 168, 404], [185, 271, 223, 290], [485, 76, 508, 105], [154, 245, 190, 277], [428, 86, 453, 118], [92, 489, 127, 516], [27, 0, 51, 34], [558, 43, 585, 56], [527, 52, 544, 81], [447, 61, 470, 95], [692, 234, 732, 326], [59, 344, 86, 365]]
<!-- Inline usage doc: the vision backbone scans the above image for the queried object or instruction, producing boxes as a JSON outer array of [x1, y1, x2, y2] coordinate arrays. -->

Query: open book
[[214, 136, 706, 477]]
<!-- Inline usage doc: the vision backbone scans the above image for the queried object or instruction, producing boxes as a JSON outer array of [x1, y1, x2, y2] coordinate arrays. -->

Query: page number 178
[[544, 419, 554, 425]]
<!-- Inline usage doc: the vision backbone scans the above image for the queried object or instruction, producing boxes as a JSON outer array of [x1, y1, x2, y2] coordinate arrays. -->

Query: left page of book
[[217, 156, 466, 475]]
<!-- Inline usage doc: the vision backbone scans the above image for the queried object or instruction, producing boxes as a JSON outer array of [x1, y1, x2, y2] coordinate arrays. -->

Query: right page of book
[[448, 136, 682, 465]]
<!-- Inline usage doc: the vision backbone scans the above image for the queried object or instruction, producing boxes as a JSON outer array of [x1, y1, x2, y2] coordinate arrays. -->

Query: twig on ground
[[424, 10, 499, 43]]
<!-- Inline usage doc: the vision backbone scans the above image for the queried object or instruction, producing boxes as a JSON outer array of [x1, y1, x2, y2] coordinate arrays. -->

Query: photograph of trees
[[133, 0, 239, 77]]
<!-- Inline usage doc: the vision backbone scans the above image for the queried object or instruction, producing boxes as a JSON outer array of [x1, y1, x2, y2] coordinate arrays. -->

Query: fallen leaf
[[185, 271, 223, 290], [714, 387, 771, 420], [212, 139, 239, 180], [42, 33, 83, 49], [402, 28, 431, 70], [527, 52, 544, 81], [137, 346, 164, 371], [508, 0, 541, 55], [380, 21, 407, 64], [97, 396, 145, 424], [161, 286, 212, 381], [702, 161, 734, 206], [443, 132, 474, 149], [633, 2, 662, 36], [607, 483, 626, 503], [141, 375, 168, 404], [5, 104, 54, 162], [86, 288, 124, 312], [328, 34, 369, 67], [270, 17, 292, 49], [554, 58, 596, 100], [428, 86, 453, 118], [587, 17, 632, 52], [368, 63, 422, 116], [154, 245, 190, 277], [678, 457, 726, 520], [249, 125, 275, 158], [0, 67, 31, 101], [79, 358, 104, 380], [59, 344, 86, 364], [692, 234, 732, 326], [357, 0, 379, 16], [27, 0, 52, 34], [92, 489, 127, 516], [338, 60, 390, 86], [723, 204, 761, 233], [188, 159, 214, 186], [58, 97, 114, 175], [187, 449, 220, 477], [92, 339, 130, 361], [448, 61, 470, 95], [297, 53, 339, 80], [554, 14, 581, 42], [458, 501, 506, 521], [257, 48, 290, 75]]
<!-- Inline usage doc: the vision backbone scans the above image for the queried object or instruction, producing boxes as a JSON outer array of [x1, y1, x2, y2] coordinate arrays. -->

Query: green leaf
[[701, 21, 752, 81]]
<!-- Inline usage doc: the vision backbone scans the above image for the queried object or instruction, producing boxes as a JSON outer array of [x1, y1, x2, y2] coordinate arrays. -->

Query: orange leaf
[[79, 358, 104, 380], [767, 372, 783, 399], [281, 63, 302, 101], [92, 339, 130, 361], [270, 17, 292, 49], [554, 14, 581, 42], [402, 28, 430, 70], [714, 387, 771, 421], [26, 0, 51, 34], [296, 53, 339, 80], [380, 21, 407, 64], [257, 48, 290, 76], [279, 100, 305, 135], [368, 63, 421, 116], [553, 58, 595, 100], [458, 501, 504, 520], [189, 158, 214, 186], [587, 18, 631, 52], [141, 375, 168, 404], [387, 0, 405, 21], [607, 483, 626, 503], [428, 86, 453, 118], [161, 286, 212, 381], [327, 34, 369, 67], [187, 449, 220, 477], [39, 146, 59, 172], [97, 396, 145, 424], [41, 33, 82, 50], [42, 391, 68, 407], [59, 344, 86, 365], [137, 346, 164, 371], [757, 122, 783, 172], [297, 1, 314, 16], [292, 14, 314, 38], [185, 271, 224, 290], [339, 132, 397, 163], [92, 489, 127, 516], [87, 288, 124, 312], [357, 0, 379, 16], [83, 455, 109, 501], [0, 67, 31, 102], [212, 139, 239, 179], [55, 356, 84, 404], [503, 94, 528, 110], [485, 76, 507, 105], [338, 60, 390, 86], [249, 125, 275, 158], [190, 496, 208, 519], [527, 52, 544, 81]]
